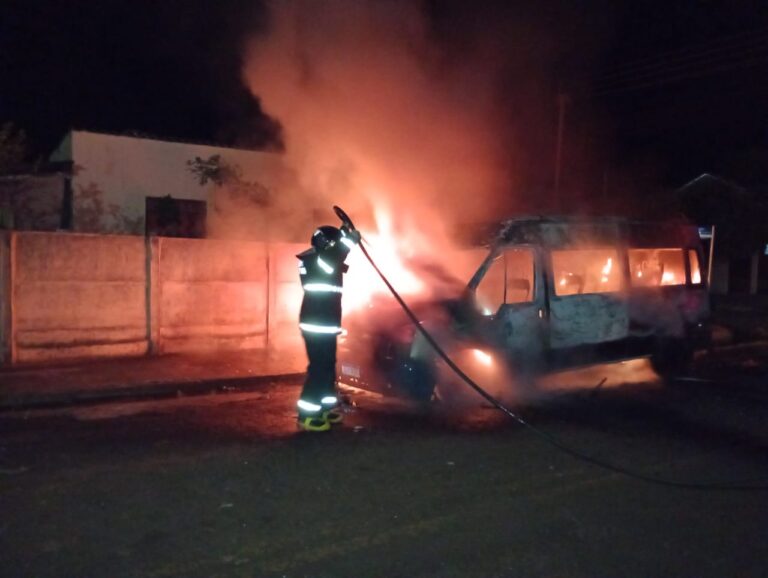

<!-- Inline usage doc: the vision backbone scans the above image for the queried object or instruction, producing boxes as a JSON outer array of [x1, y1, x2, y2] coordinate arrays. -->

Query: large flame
[[343, 202, 425, 313]]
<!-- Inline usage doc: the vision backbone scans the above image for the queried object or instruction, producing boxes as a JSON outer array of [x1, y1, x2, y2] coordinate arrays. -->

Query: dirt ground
[[2, 347, 768, 577]]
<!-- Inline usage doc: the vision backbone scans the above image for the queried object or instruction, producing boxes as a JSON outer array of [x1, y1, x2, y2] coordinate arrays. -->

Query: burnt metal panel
[[494, 217, 700, 250]]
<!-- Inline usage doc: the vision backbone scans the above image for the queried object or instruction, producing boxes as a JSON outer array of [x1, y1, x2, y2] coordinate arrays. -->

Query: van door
[[548, 247, 628, 350], [473, 246, 546, 361]]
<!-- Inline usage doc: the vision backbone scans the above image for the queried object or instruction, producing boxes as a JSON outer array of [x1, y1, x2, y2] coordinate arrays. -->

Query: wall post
[[145, 236, 161, 354], [265, 244, 271, 351]]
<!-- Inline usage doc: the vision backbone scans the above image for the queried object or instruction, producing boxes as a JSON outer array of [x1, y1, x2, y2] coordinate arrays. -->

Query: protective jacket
[[297, 241, 353, 334]]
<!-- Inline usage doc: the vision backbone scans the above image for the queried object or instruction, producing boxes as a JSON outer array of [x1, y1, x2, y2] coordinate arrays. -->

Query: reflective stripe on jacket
[[297, 245, 349, 329]]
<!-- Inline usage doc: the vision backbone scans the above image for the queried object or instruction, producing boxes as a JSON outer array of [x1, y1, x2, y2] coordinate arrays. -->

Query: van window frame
[[625, 245, 705, 288], [687, 248, 704, 286], [469, 244, 538, 315], [547, 246, 626, 299]]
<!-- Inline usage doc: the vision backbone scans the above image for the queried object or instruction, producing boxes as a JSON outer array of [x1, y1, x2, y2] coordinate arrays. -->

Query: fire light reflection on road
[[535, 358, 660, 393]]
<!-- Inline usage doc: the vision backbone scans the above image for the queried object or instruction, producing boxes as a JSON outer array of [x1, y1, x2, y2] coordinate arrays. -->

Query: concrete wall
[[268, 242, 306, 373], [49, 131, 286, 235], [0, 231, 305, 368], [11, 232, 147, 363], [1, 233, 11, 363], [156, 238, 269, 353]]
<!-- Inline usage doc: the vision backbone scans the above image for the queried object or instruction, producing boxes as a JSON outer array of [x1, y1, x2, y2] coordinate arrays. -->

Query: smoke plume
[[241, 0, 512, 243]]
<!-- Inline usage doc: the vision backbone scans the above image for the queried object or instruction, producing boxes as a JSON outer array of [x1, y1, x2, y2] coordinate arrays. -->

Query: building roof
[[50, 129, 282, 162]]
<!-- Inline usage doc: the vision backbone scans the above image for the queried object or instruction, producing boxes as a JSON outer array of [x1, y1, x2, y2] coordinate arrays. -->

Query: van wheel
[[393, 356, 437, 403], [650, 338, 693, 379]]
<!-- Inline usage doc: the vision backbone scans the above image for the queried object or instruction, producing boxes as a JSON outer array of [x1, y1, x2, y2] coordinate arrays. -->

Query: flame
[[342, 203, 425, 312], [472, 348, 493, 366], [661, 271, 675, 284]]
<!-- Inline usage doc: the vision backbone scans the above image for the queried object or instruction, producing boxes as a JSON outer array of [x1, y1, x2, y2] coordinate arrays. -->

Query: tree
[[187, 154, 270, 210], [0, 122, 30, 175], [675, 174, 768, 255], [187, 154, 272, 239]]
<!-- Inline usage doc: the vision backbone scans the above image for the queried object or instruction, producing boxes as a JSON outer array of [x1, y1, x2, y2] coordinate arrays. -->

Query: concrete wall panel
[[13, 233, 147, 362], [16, 283, 145, 329], [0, 233, 11, 363], [16, 233, 145, 282], [160, 238, 268, 281], [156, 237, 269, 353], [17, 341, 148, 364], [3, 232, 308, 372], [268, 243, 305, 373]]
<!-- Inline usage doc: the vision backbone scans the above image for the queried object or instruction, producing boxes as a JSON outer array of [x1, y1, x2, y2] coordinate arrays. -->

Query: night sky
[[2, 0, 767, 196]]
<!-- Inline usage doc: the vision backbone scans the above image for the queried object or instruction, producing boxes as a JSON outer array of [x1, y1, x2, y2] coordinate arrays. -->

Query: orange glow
[[472, 348, 493, 366], [552, 249, 622, 295], [600, 257, 613, 283], [629, 248, 686, 287], [689, 250, 702, 284], [661, 271, 676, 285]]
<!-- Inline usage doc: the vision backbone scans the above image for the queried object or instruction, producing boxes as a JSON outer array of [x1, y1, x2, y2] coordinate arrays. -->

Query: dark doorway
[[145, 196, 206, 238]]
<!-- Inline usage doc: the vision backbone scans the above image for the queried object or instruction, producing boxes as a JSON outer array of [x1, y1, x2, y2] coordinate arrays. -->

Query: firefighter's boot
[[297, 413, 330, 432], [322, 408, 344, 425], [321, 395, 344, 425], [297, 399, 330, 432]]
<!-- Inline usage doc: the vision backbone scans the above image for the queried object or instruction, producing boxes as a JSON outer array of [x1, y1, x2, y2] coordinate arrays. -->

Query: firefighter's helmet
[[311, 226, 341, 251]]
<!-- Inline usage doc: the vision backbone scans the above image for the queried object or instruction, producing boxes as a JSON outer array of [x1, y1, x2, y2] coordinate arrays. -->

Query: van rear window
[[552, 249, 621, 296], [629, 248, 685, 286]]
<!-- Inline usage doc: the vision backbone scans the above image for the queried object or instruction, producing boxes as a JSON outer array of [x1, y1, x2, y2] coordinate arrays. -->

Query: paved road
[[2, 352, 768, 577]]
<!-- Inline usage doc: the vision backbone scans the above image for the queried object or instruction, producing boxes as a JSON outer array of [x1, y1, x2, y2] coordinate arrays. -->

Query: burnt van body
[[339, 218, 710, 401]]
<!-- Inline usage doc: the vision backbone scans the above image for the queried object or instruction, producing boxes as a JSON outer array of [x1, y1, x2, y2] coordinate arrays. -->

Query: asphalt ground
[[1, 347, 768, 577]]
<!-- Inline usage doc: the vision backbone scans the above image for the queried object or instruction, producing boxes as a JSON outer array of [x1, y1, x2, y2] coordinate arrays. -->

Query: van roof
[[490, 216, 701, 249]]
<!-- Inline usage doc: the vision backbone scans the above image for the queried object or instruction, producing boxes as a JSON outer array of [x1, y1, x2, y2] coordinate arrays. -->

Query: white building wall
[[50, 131, 286, 235]]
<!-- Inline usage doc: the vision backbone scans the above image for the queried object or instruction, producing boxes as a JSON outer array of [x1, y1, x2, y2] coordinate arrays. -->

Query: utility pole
[[706, 224, 716, 290], [554, 93, 569, 211]]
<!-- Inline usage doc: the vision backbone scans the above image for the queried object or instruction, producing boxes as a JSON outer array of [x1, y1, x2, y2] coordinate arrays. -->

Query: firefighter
[[296, 223, 360, 431]]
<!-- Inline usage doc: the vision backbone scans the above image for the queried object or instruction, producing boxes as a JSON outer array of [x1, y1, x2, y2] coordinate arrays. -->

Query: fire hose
[[333, 206, 768, 491]]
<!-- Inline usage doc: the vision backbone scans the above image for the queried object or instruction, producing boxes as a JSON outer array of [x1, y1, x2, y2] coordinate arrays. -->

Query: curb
[[0, 373, 304, 412]]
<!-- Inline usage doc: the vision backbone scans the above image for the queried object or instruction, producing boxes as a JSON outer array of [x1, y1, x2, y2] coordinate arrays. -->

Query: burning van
[[339, 217, 710, 402]]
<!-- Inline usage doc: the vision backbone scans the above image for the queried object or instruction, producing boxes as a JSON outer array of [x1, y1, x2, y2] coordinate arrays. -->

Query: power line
[[599, 25, 768, 80], [596, 39, 768, 91], [594, 53, 768, 97], [591, 26, 768, 96]]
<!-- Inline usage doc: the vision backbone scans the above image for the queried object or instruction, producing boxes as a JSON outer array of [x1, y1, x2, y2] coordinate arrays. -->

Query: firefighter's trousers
[[299, 332, 338, 413]]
